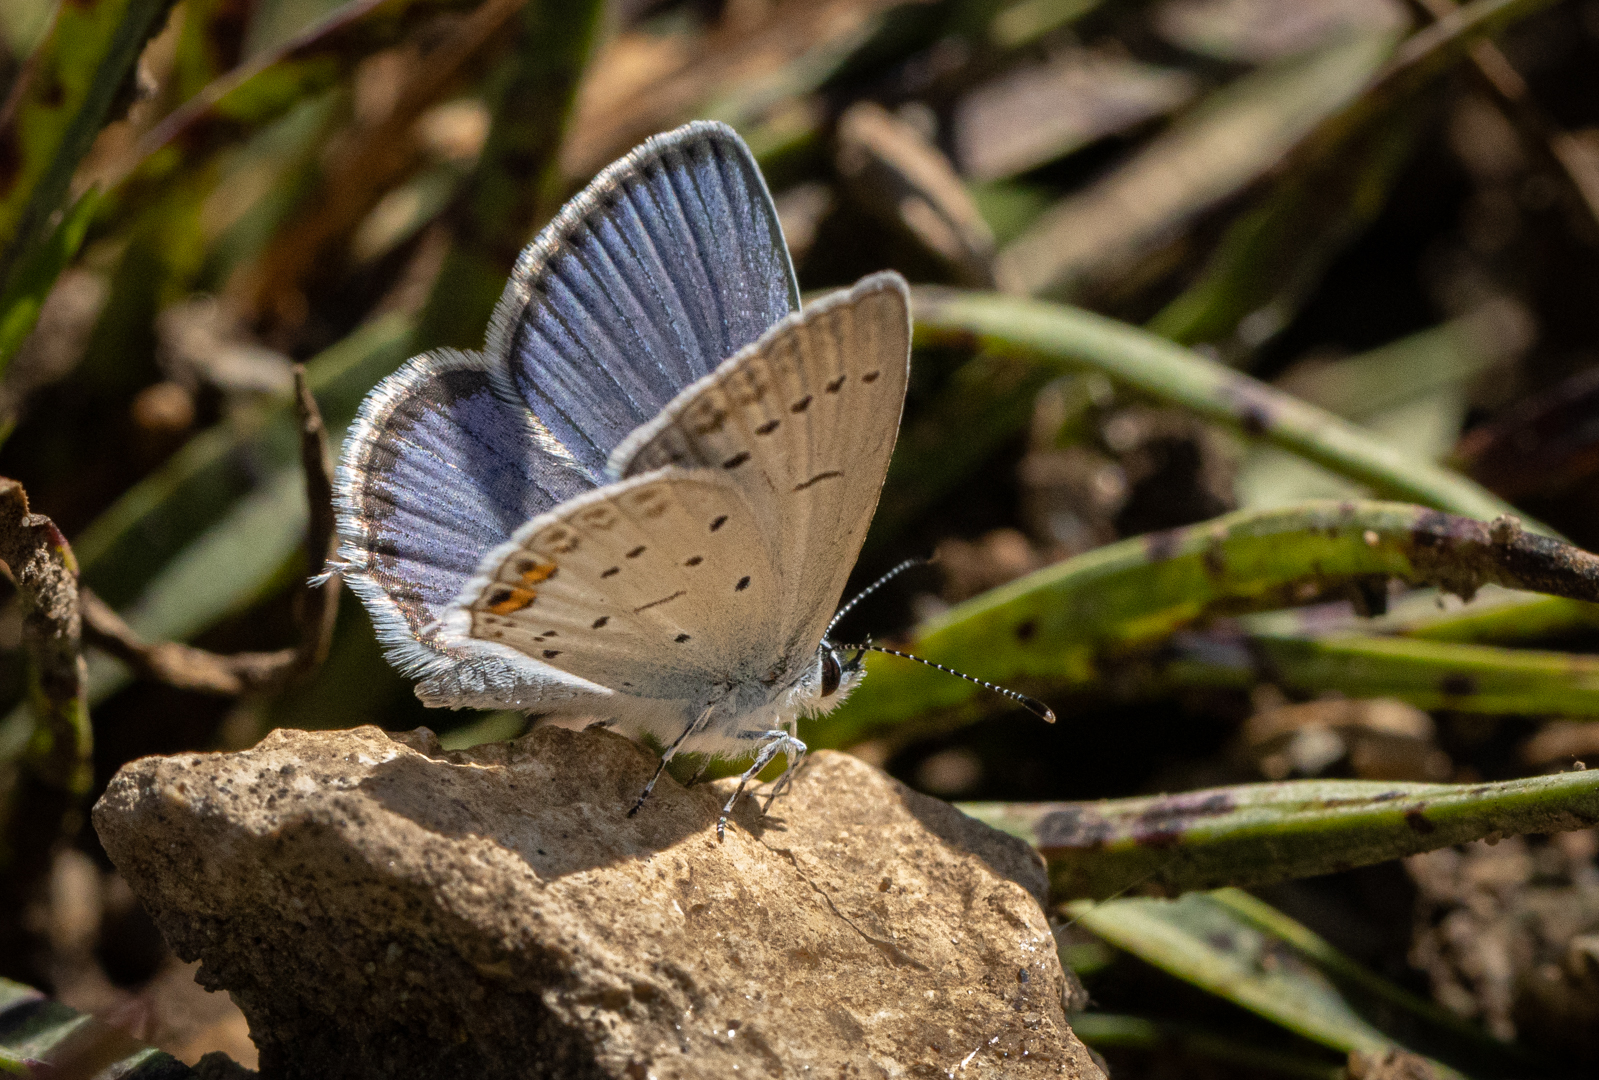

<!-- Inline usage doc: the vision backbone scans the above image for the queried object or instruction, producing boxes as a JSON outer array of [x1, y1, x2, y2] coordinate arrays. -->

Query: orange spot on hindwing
[[486, 559, 557, 613], [519, 560, 558, 586], [488, 586, 538, 615]]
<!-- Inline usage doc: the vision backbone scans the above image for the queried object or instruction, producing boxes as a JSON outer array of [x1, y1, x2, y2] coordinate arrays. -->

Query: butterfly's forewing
[[333, 350, 595, 709], [487, 121, 799, 481], [610, 272, 912, 655], [451, 469, 783, 705]]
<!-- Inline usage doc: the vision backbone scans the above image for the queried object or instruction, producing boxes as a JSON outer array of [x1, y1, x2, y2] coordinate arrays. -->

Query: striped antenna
[[825, 557, 926, 639], [837, 643, 1056, 723]]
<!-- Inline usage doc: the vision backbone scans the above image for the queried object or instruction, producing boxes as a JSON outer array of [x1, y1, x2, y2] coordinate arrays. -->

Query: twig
[[294, 362, 341, 670], [0, 479, 89, 793], [80, 365, 341, 695]]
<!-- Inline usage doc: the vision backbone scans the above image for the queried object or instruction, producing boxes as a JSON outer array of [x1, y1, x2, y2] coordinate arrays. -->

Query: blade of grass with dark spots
[[820, 500, 1596, 746], [964, 771, 1599, 899]]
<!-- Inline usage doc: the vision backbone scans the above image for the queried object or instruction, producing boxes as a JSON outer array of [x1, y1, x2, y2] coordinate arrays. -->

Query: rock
[[94, 725, 1104, 1080]]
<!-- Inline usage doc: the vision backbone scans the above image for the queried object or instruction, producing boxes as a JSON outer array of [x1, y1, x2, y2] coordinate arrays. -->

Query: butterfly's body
[[333, 121, 911, 824]]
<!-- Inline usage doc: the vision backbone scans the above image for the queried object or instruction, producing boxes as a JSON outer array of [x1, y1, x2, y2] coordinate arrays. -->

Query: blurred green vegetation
[[5, 0, 1599, 1075]]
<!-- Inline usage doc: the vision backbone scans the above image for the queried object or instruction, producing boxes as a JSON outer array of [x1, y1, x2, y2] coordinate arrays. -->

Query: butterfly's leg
[[718, 731, 806, 839], [762, 739, 808, 810], [628, 707, 711, 817]]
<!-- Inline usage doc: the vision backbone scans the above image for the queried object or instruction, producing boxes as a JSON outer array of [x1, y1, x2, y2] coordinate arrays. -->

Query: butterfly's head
[[807, 640, 865, 711]]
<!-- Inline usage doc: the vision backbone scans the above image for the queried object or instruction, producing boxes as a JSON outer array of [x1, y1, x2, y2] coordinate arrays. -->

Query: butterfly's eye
[[819, 647, 842, 698]]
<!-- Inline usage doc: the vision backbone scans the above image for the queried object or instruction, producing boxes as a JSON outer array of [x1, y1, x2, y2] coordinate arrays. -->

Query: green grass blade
[[1063, 893, 1533, 1076], [1066, 895, 1408, 1060], [1171, 631, 1599, 715], [0, 977, 199, 1077], [911, 289, 1523, 525], [0, 0, 178, 376], [963, 771, 1599, 899], [1243, 585, 1599, 646], [0, 187, 99, 381]]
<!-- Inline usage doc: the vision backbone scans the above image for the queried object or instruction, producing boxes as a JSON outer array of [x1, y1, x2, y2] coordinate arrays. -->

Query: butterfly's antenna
[[826, 558, 927, 640], [836, 643, 1056, 723]]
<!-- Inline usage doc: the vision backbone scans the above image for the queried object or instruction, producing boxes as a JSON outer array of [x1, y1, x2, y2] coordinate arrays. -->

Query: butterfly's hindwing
[[610, 273, 912, 651], [462, 469, 784, 702], [333, 348, 596, 708]]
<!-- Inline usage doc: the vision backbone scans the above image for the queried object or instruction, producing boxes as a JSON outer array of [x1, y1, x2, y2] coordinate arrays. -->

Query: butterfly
[[331, 120, 916, 832]]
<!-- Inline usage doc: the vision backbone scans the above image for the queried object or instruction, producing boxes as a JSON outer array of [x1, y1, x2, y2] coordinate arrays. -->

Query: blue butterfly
[[332, 121, 912, 827]]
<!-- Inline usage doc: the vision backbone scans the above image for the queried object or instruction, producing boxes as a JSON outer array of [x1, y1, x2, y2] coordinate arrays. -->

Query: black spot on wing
[[794, 470, 843, 491]]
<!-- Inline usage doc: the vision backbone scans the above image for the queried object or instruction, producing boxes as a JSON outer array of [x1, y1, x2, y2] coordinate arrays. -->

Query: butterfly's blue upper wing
[[333, 121, 797, 710], [334, 350, 597, 708], [485, 120, 800, 481]]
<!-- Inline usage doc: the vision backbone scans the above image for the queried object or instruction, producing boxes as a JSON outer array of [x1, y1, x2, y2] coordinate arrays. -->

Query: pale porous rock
[[94, 725, 1103, 1080]]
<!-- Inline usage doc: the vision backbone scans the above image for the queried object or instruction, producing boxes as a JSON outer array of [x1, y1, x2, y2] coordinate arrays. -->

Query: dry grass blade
[[836, 101, 996, 287], [995, 31, 1396, 298]]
